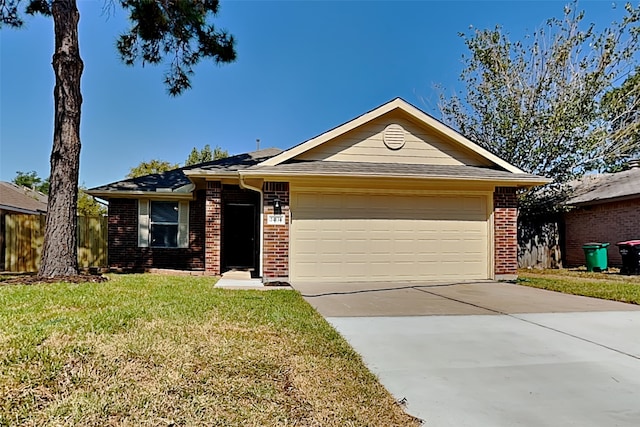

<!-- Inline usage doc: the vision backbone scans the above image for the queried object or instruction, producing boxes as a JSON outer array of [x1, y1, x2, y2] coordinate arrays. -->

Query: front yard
[[518, 268, 640, 305], [0, 274, 419, 426]]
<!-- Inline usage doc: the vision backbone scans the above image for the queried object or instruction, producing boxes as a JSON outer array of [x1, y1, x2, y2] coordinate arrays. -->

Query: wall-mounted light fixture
[[273, 197, 282, 215]]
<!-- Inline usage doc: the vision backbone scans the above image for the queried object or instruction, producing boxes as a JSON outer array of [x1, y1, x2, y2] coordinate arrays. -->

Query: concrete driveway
[[293, 281, 640, 426]]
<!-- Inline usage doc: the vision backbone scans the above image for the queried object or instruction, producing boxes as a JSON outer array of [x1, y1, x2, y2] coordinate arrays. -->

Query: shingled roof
[[0, 181, 48, 214], [566, 167, 640, 206], [245, 160, 547, 185], [88, 148, 283, 196]]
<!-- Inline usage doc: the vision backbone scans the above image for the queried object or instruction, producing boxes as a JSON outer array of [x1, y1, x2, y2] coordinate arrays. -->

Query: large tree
[[438, 1, 639, 212], [126, 159, 179, 178], [77, 185, 107, 216], [1, 0, 236, 277], [12, 170, 50, 194], [600, 67, 640, 171], [184, 143, 228, 165]]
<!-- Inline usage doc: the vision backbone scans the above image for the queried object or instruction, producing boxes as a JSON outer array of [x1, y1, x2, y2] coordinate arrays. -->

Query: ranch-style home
[[564, 164, 640, 268], [88, 98, 548, 283]]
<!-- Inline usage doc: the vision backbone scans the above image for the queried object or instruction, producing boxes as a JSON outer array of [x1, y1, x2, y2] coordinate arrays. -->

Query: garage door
[[290, 191, 490, 282]]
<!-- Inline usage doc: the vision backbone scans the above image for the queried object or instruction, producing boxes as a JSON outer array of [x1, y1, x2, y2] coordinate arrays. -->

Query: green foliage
[[117, 0, 236, 95], [212, 145, 228, 160], [126, 159, 179, 178], [518, 271, 640, 305], [3, 1, 236, 94], [184, 144, 228, 165], [12, 170, 49, 194], [438, 1, 640, 213], [600, 68, 640, 171], [12, 172, 106, 215], [77, 185, 106, 216]]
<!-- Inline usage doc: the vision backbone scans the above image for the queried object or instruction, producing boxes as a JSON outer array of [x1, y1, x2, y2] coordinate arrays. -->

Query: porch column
[[494, 187, 518, 280], [205, 181, 222, 275], [263, 182, 289, 281]]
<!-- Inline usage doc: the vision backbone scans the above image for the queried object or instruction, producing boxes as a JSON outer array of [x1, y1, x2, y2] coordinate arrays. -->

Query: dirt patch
[[0, 274, 108, 286], [264, 281, 291, 287]]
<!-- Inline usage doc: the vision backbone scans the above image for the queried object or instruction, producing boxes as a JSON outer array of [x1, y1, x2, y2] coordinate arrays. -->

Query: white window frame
[[138, 199, 189, 248]]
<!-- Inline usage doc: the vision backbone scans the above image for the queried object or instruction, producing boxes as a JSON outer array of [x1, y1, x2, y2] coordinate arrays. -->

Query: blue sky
[[0, 0, 629, 188]]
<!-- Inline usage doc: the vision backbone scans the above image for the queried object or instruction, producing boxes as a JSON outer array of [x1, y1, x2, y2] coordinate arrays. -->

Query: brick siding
[[263, 182, 289, 280], [108, 183, 527, 281], [205, 181, 222, 275], [108, 191, 205, 271], [564, 198, 640, 267], [494, 187, 518, 277]]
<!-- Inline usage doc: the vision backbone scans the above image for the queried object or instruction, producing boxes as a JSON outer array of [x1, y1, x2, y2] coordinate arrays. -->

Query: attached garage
[[290, 189, 490, 282]]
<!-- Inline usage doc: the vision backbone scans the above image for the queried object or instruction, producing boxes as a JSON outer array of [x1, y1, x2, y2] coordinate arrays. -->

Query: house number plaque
[[267, 214, 286, 225]]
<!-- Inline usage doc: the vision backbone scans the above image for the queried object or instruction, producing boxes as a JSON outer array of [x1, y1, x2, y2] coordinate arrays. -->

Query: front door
[[223, 204, 257, 270]]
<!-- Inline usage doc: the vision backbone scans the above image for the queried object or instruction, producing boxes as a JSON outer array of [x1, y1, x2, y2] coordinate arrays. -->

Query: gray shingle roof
[[88, 148, 283, 194], [185, 148, 283, 174], [565, 167, 640, 206], [0, 181, 48, 214], [89, 146, 547, 197], [246, 161, 548, 183]]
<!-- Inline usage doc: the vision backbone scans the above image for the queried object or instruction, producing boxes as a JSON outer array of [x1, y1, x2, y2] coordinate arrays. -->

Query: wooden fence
[[2, 214, 107, 273], [518, 217, 564, 269]]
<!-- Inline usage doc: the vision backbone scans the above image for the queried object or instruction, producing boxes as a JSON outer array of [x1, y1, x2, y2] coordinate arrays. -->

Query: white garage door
[[290, 191, 490, 282]]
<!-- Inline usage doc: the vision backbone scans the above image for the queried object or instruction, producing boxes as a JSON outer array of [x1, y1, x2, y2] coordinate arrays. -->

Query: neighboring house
[[0, 181, 48, 271], [88, 98, 548, 283], [0, 181, 48, 215], [564, 164, 640, 268]]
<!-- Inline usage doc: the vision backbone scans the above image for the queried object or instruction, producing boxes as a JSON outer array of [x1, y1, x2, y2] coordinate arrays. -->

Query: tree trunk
[[39, 0, 83, 277]]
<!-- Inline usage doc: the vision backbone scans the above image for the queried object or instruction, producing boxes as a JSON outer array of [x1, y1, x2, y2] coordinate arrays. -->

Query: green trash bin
[[582, 243, 610, 272]]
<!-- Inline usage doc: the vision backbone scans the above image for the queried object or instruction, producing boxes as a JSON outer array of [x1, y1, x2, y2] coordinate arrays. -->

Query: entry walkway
[[294, 281, 640, 426]]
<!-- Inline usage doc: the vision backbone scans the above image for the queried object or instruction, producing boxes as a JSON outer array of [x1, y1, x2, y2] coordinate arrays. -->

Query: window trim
[[138, 199, 189, 248]]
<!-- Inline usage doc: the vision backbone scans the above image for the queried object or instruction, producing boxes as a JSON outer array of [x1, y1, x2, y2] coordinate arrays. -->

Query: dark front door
[[223, 204, 257, 269]]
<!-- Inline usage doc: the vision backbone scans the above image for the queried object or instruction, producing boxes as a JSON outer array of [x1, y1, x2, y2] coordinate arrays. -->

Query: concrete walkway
[[294, 281, 640, 426], [214, 270, 293, 289], [215, 269, 265, 288]]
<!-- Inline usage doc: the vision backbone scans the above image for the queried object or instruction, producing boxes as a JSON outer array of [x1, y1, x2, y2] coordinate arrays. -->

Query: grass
[[518, 268, 640, 305], [0, 274, 419, 426]]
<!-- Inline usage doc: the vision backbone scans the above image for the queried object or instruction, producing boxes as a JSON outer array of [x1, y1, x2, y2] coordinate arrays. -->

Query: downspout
[[239, 172, 264, 279]]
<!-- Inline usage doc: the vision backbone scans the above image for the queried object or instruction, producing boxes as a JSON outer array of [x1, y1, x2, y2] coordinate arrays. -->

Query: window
[[138, 200, 189, 248], [151, 201, 178, 247]]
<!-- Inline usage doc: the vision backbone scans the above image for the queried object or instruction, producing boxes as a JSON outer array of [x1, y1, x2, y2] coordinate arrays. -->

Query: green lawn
[[518, 269, 640, 305], [0, 274, 419, 426]]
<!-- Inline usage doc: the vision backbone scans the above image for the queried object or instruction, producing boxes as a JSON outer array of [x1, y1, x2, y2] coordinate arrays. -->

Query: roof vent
[[383, 124, 406, 150]]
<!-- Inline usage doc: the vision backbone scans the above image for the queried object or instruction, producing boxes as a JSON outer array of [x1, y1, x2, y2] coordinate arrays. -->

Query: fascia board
[[0, 204, 45, 215], [85, 190, 194, 200], [183, 170, 239, 179], [566, 193, 640, 207], [240, 170, 550, 187]]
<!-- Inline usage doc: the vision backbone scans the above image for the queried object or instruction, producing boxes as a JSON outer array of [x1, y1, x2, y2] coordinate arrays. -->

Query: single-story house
[[564, 163, 640, 268], [0, 181, 48, 215], [88, 98, 548, 283]]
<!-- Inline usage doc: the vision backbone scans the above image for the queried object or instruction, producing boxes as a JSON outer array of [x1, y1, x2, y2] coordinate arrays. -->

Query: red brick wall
[[494, 187, 518, 277], [205, 181, 222, 275], [263, 182, 289, 280], [107, 191, 205, 271], [564, 198, 640, 267]]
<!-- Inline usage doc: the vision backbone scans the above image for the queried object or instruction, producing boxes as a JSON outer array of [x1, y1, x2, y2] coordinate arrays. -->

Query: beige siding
[[296, 113, 491, 166], [290, 190, 490, 282]]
